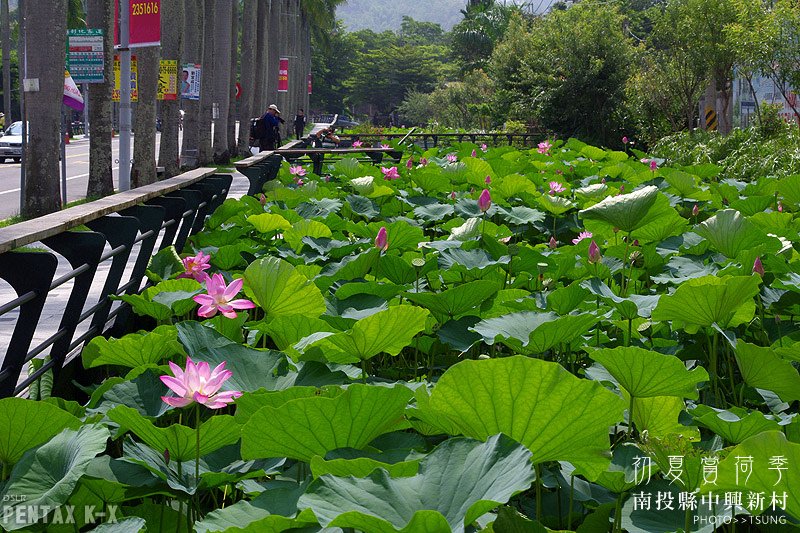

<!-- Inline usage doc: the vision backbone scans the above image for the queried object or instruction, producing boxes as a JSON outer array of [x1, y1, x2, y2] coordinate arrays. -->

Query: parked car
[[0, 121, 23, 163], [333, 114, 359, 130]]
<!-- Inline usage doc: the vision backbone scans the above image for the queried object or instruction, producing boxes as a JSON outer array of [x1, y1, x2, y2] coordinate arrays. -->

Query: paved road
[[0, 134, 164, 220]]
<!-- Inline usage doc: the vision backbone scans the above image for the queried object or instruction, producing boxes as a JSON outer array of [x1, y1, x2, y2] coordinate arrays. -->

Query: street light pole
[[118, 0, 131, 191]]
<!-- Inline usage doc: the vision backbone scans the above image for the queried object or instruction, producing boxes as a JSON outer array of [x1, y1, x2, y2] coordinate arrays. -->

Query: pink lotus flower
[[178, 251, 211, 282], [289, 165, 307, 177], [381, 166, 400, 180], [572, 231, 593, 245], [480, 143, 488, 152], [419, 158, 429, 167], [381, 144, 390, 149], [478, 189, 492, 213], [548, 236, 558, 249], [692, 204, 699, 217], [778, 201, 784, 213], [353, 140, 363, 148], [588, 240, 602, 264], [406, 158, 414, 169], [446, 153, 458, 163], [485, 175, 492, 185], [193, 273, 255, 319], [375, 226, 388, 251], [294, 178, 304, 187], [537, 140, 552, 155], [472, 149, 478, 158], [161, 357, 242, 409], [650, 160, 658, 171], [753, 257, 764, 276], [640, 158, 649, 164], [450, 191, 457, 201], [549, 181, 566, 195]]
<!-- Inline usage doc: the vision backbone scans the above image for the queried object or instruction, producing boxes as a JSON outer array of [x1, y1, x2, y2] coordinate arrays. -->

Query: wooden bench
[[274, 147, 403, 176]]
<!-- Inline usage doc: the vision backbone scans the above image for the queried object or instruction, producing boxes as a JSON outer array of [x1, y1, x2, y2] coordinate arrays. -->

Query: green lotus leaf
[[108, 405, 240, 462], [82, 325, 183, 369], [177, 321, 291, 392], [0, 425, 110, 531], [631, 395, 699, 440], [258, 315, 337, 352], [694, 209, 776, 258], [247, 213, 292, 233], [688, 405, 781, 444], [146, 246, 183, 282], [404, 280, 500, 322], [594, 443, 659, 493], [698, 432, 800, 520], [305, 306, 429, 364], [537, 194, 574, 215], [422, 357, 626, 480], [651, 275, 760, 330], [0, 398, 82, 467], [243, 256, 326, 319], [493, 173, 538, 198], [309, 448, 421, 479], [438, 248, 510, 272], [241, 384, 412, 461], [590, 347, 709, 399], [471, 311, 598, 354], [579, 186, 661, 232], [411, 167, 451, 194], [298, 435, 535, 533], [87, 517, 147, 532], [734, 342, 800, 402], [334, 157, 364, 180], [283, 220, 333, 252], [94, 369, 173, 418]]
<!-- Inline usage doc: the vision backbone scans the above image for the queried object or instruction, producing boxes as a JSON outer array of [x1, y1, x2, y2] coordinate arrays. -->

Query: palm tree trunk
[[227, 0, 238, 157], [131, 45, 160, 187], [266, 0, 280, 104], [180, 0, 203, 167], [211, 0, 232, 164], [1, 0, 11, 121], [237, 0, 256, 155], [157, 0, 184, 178], [23, 0, 67, 217], [197, 0, 215, 165], [86, 0, 114, 198], [254, 0, 269, 115]]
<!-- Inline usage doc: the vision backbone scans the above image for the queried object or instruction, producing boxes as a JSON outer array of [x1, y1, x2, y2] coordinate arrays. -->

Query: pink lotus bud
[[353, 140, 363, 148], [752, 256, 764, 276], [472, 149, 478, 158], [548, 236, 558, 249], [650, 160, 658, 172], [480, 143, 488, 152], [588, 240, 602, 264], [375, 226, 388, 251], [478, 189, 492, 213], [259, 194, 267, 206], [622, 136, 629, 144], [692, 204, 699, 217], [485, 175, 491, 185], [632, 239, 639, 247], [778, 201, 784, 212], [451, 191, 456, 201], [619, 185, 625, 193], [420, 157, 429, 166], [406, 158, 413, 169]]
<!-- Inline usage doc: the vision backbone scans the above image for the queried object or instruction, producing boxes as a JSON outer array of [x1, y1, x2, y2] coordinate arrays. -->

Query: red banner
[[115, 0, 161, 48], [278, 58, 289, 93], [307, 73, 312, 95]]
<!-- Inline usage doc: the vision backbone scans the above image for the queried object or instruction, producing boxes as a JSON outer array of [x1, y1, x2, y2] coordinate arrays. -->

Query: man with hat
[[259, 104, 282, 151]]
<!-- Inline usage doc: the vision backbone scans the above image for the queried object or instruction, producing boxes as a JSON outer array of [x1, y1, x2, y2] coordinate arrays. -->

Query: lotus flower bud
[[478, 189, 492, 213], [752, 256, 764, 276], [375, 227, 388, 251], [692, 204, 699, 217], [548, 236, 558, 249], [588, 240, 602, 264]]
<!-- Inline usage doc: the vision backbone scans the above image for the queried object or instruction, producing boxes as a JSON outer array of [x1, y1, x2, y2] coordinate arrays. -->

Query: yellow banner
[[112, 55, 138, 102], [158, 59, 177, 101]]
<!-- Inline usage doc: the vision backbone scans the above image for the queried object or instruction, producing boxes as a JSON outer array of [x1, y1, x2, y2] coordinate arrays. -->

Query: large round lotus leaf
[[420, 356, 626, 480], [243, 256, 326, 319], [298, 435, 535, 533], [694, 209, 777, 258], [579, 185, 660, 232]]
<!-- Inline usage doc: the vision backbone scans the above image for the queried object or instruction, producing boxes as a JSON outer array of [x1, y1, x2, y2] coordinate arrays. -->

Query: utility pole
[[118, 0, 131, 191]]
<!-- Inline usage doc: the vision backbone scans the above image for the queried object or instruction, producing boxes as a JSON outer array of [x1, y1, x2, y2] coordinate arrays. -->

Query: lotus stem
[[567, 474, 575, 529], [535, 463, 543, 522], [195, 405, 201, 482], [627, 394, 635, 439]]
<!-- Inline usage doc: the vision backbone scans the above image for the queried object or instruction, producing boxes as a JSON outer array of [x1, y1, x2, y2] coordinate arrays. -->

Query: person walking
[[294, 108, 306, 140], [259, 104, 281, 151]]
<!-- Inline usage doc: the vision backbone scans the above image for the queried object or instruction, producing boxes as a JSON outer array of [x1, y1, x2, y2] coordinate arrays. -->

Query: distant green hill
[[337, 0, 467, 31]]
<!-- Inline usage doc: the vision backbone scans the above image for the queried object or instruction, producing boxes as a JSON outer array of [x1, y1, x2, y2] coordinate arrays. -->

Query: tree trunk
[[227, 0, 238, 157], [266, 0, 280, 106], [237, 0, 256, 155], [197, 0, 215, 165], [254, 0, 269, 115], [1, 0, 11, 121], [131, 45, 159, 187], [86, 0, 114, 198], [157, 0, 184, 178], [22, 0, 67, 217], [180, 0, 203, 168], [275, 0, 289, 138], [212, 0, 232, 164]]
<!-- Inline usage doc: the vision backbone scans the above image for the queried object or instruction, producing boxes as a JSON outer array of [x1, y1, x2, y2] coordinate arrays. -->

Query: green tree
[[491, 7, 633, 145], [310, 22, 357, 112], [399, 17, 447, 46], [450, 0, 520, 72]]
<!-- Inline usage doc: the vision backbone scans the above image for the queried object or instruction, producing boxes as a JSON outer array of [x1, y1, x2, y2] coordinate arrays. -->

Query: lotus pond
[[1, 138, 799, 532]]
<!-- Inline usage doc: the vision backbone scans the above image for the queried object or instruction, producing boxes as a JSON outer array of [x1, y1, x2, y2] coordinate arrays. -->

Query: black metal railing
[[337, 131, 544, 149], [0, 168, 232, 398]]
